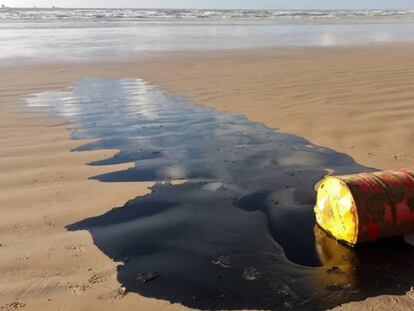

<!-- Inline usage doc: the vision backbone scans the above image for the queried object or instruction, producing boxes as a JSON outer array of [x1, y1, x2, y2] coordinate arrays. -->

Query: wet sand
[[0, 88, 184, 309], [2, 44, 414, 310], [3, 44, 414, 170]]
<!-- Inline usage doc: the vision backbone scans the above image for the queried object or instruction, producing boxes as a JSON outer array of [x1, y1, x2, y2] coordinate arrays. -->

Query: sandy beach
[[2, 44, 414, 310]]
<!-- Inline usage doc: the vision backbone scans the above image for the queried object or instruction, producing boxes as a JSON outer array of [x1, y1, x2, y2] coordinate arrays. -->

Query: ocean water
[[24, 78, 414, 310], [1, 8, 414, 63]]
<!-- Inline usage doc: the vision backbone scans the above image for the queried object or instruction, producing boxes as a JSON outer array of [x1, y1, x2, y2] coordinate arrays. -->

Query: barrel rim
[[316, 176, 359, 246], [334, 176, 359, 245]]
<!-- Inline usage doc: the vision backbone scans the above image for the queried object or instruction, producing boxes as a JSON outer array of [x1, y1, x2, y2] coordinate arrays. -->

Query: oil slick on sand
[[24, 78, 414, 310]]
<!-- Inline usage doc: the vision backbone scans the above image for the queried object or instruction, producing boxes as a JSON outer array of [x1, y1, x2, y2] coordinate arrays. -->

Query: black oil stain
[[25, 78, 414, 310]]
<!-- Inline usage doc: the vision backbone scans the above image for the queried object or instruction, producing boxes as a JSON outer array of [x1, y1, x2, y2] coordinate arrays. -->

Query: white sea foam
[[1, 8, 414, 22]]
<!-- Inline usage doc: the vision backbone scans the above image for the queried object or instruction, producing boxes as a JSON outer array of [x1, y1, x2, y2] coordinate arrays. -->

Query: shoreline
[[2, 41, 414, 68], [2, 43, 414, 309]]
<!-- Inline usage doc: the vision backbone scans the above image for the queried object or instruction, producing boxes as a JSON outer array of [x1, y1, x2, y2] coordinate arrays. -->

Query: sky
[[3, 0, 414, 10]]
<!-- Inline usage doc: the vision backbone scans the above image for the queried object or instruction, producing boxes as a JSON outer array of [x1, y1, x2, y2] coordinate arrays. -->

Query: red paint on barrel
[[383, 203, 393, 223], [396, 200, 414, 224], [366, 223, 380, 241]]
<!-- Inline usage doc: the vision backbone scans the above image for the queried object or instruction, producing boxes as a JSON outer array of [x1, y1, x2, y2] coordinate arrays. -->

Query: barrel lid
[[314, 176, 358, 245]]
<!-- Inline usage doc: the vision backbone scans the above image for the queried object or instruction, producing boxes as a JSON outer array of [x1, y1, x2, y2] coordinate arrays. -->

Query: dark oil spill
[[25, 78, 414, 310]]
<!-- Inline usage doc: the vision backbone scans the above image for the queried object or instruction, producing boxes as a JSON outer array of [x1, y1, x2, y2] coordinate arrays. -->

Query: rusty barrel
[[314, 168, 414, 246]]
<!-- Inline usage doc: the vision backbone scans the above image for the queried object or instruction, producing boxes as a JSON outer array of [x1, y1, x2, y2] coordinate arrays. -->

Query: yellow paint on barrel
[[314, 176, 358, 245]]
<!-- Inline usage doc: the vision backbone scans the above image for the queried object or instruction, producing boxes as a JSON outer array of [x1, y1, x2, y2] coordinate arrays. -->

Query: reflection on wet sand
[[3, 20, 414, 63], [25, 78, 414, 310]]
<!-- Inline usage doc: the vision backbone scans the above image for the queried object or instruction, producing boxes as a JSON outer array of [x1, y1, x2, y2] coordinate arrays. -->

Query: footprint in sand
[[65, 244, 86, 257], [88, 273, 107, 284], [68, 283, 90, 295], [98, 287, 127, 301]]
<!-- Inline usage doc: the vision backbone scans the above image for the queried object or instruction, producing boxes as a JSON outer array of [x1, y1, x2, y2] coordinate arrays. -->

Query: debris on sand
[[242, 267, 260, 281], [211, 255, 234, 268], [137, 270, 160, 283], [1, 302, 25, 310], [118, 286, 127, 297], [326, 266, 345, 275]]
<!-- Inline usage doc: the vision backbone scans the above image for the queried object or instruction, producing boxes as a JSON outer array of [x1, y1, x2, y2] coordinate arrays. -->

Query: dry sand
[[1, 44, 414, 310]]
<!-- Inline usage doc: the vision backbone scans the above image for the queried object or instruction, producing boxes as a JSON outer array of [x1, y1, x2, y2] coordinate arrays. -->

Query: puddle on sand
[[25, 78, 414, 310]]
